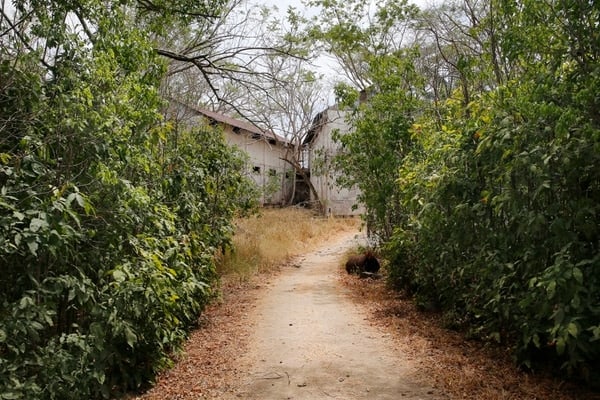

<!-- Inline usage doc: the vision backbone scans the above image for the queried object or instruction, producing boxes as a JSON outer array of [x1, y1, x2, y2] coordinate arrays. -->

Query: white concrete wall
[[166, 102, 292, 205], [223, 128, 292, 205], [309, 108, 364, 216]]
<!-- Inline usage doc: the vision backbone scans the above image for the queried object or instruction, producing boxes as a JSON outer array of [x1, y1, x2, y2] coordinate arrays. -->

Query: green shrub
[[361, 0, 600, 383], [0, 4, 258, 398]]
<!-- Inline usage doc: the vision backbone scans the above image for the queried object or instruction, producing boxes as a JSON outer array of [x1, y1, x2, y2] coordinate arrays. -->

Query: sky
[[262, 0, 443, 14], [257, 0, 444, 107]]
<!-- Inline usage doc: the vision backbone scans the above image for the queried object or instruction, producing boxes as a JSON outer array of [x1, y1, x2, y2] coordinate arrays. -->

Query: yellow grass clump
[[216, 207, 359, 280]]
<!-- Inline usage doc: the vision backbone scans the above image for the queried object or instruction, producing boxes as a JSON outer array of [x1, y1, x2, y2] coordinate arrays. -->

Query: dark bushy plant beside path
[[328, 0, 600, 385], [0, 2, 258, 399]]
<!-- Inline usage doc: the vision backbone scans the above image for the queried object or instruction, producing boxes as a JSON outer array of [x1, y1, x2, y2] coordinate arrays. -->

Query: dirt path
[[229, 230, 442, 399], [136, 227, 594, 400]]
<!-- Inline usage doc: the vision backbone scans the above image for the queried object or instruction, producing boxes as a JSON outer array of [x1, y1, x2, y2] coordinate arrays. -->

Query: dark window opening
[[253, 166, 261, 173]]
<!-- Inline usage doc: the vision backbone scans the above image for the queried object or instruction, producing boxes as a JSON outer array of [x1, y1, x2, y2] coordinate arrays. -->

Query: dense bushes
[[0, 3, 258, 399], [386, 76, 600, 379], [331, 0, 600, 383]]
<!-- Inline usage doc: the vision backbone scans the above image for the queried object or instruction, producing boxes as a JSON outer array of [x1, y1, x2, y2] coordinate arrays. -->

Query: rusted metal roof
[[303, 108, 328, 145], [172, 100, 289, 144]]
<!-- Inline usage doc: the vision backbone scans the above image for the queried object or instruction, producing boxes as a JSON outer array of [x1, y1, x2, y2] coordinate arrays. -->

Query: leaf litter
[[338, 270, 600, 400], [132, 245, 599, 400]]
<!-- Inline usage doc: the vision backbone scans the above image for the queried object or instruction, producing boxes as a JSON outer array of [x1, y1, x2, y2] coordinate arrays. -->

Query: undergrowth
[[216, 207, 359, 280]]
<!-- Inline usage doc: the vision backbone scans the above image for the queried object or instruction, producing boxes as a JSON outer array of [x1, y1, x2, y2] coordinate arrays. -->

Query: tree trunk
[[281, 157, 324, 214]]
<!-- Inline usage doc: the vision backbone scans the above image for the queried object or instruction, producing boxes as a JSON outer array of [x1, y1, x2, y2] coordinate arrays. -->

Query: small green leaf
[[26, 239, 38, 256], [567, 322, 578, 338], [90, 322, 104, 339], [30, 321, 44, 331], [0, 152, 11, 164], [570, 295, 581, 309], [546, 280, 556, 299], [556, 337, 566, 355], [553, 307, 565, 326], [43, 312, 54, 327], [29, 218, 49, 232], [74, 192, 85, 208], [19, 296, 33, 309], [590, 326, 600, 341], [112, 270, 126, 282], [532, 333, 540, 348], [93, 370, 106, 385], [124, 326, 137, 348]]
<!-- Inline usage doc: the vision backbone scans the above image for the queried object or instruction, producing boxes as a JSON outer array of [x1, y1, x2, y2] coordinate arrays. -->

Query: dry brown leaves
[[131, 253, 598, 400], [131, 274, 273, 400], [338, 270, 600, 400]]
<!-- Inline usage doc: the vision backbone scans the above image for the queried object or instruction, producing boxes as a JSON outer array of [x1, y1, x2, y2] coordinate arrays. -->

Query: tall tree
[[245, 54, 326, 206], [306, 0, 418, 90], [413, 0, 508, 114], [156, 1, 309, 116], [302, 0, 421, 235], [0, 1, 259, 398]]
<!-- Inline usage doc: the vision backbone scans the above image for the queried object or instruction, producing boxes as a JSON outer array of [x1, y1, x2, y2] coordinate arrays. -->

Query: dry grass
[[135, 208, 360, 400], [135, 208, 599, 400], [216, 207, 359, 280]]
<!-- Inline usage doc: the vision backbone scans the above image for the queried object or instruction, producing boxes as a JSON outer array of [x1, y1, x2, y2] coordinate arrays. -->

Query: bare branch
[[136, 0, 223, 19]]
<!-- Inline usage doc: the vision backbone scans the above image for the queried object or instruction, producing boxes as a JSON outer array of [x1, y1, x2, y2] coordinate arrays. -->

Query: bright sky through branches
[[256, 0, 443, 107]]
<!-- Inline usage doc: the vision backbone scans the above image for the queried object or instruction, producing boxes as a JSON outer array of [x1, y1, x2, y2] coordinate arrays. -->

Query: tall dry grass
[[216, 207, 360, 280]]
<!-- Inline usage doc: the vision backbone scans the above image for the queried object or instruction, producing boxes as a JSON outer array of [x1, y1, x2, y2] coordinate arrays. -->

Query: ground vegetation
[[0, 1, 260, 398], [308, 0, 600, 384]]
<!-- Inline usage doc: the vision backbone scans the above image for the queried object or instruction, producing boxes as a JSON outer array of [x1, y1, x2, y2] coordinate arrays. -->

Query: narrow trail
[[229, 230, 442, 399], [135, 227, 591, 400]]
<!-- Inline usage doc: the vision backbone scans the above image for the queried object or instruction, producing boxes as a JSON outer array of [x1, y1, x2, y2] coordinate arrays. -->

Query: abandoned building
[[303, 106, 364, 216], [165, 98, 363, 215], [165, 100, 297, 206]]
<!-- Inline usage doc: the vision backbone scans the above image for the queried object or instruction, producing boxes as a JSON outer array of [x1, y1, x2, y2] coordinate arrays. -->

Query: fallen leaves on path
[[131, 276, 269, 399], [132, 253, 599, 400], [339, 271, 600, 400]]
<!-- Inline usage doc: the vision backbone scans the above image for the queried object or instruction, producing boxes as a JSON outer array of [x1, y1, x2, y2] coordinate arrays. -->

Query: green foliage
[[383, 0, 600, 382], [332, 50, 421, 240], [263, 170, 284, 204], [322, 0, 600, 384], [306, 0, 418, 89], [0, 1, 259, 398]]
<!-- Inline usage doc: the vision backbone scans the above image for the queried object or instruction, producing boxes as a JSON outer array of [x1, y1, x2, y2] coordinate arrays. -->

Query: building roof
[[303, 105, 346, 145], [303, 109, 328, 145], [171, 99, 289, 144]]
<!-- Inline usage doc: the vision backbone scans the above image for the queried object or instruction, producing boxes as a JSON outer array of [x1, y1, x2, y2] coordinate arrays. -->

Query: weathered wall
[[166, 101, 292, 205], [308, 108, 364, 216], [223, 127, 292, 205]]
